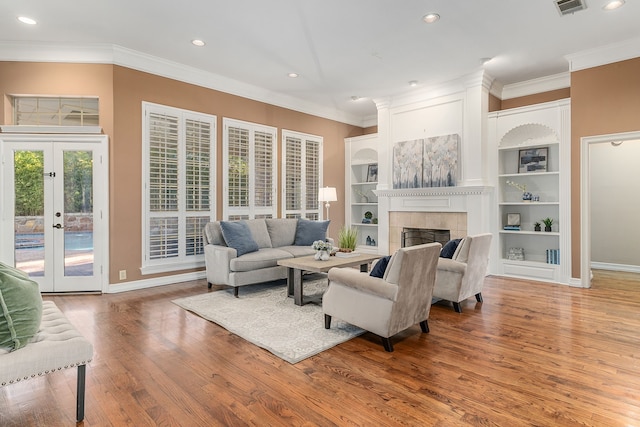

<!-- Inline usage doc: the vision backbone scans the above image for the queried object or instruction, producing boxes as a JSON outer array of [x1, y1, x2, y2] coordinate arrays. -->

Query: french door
[[1, 135, 108, 292]]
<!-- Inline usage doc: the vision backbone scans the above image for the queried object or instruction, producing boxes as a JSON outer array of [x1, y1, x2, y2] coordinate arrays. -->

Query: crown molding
[[386, 70, 488, 110], [0, 41, 366, 127], [566, 36, 640, 72], [500, 72, 570, 100]]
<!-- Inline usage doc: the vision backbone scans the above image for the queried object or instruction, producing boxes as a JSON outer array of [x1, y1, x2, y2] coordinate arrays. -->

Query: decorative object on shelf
[[353, 187, 369, 203], [337, 226, 358, 253], [366, 236, 372, 245], [542, 217, 554, 232], [366, 164, 378, 182], [362, 211, 373, 224], [372, 218, 378, 224], [318, 186, 337, 220], [518, 147, 548, 173], [532, 195, 540, 202], [312, 240, 332, 261], [392, 134, 459, 188], [534, 222, 541, 232], [371, 238, 376, 246], [506, 179, 532, 201], [507, 213, 520, 226], [507, 247, 525, 261]]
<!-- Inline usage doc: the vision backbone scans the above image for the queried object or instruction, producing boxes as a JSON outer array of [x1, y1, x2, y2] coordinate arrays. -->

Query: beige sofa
[[203, 218, 329, 296]]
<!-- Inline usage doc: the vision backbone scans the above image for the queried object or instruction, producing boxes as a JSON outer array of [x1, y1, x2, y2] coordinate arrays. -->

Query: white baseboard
[[590, 262, 640, 274], [106, 271, 206, 293]]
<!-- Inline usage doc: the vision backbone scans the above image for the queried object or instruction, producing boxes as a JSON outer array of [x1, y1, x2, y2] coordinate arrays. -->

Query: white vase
[[320, 251, 330, 261], [314, 251, 322, 260]]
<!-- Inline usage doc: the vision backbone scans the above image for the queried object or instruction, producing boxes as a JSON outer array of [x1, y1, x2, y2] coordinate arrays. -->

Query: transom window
[[12, 96, 99, 126]]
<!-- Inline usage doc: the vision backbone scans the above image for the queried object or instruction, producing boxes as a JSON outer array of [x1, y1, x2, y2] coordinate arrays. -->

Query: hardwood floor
[[1, 271, 639, 426]]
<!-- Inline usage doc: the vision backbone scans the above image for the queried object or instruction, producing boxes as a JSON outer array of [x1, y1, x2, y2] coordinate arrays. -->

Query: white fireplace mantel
[[374, 185, 494, 254], [374, 186, 492, 198]]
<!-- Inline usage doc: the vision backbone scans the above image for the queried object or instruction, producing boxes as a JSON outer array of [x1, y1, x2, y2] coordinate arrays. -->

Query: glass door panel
[[13, 150, 46, 277], [62, 150, 94, 277]]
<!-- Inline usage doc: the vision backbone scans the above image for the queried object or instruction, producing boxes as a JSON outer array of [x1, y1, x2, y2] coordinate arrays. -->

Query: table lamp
[[318, 187, 337, 220]]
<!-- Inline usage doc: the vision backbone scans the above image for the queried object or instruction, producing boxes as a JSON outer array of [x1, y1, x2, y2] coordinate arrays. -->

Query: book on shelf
[[546, 249, 560, 265], [503, 225, 521, 231]]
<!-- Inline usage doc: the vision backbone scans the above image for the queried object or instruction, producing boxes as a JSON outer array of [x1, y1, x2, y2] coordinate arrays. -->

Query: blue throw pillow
[[219, 221, 259, 257], [369, 255, 392, 278], [440, 238, 461, 259], [294, 219, 330, 246]]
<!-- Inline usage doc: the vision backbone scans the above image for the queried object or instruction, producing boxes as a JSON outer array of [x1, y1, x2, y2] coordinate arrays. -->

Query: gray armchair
[[323, 242, 441, 352], [433, 233, 492, 313]]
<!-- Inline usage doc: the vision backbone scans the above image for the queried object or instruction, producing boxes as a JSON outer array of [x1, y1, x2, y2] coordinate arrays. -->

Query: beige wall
[[570, 57, 640, 278], [489, 88, 570, 112], [0, 62, 363, 285], [0, 62, 114, 134]]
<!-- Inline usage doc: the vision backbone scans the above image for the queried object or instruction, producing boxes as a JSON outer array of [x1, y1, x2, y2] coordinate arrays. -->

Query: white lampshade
[[318, 187, 337, 202]]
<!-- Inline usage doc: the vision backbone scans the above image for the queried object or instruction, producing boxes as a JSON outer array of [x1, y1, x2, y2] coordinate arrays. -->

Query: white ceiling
[[1, 1, 639, 125]]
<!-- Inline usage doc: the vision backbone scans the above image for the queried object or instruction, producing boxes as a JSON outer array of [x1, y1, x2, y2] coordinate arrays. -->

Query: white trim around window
[[222, 118, 278, 220], [141, 102, 216, 275], [281, 129, 323, 220]]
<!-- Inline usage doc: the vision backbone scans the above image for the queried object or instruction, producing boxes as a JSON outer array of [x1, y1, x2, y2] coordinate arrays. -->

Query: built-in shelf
[[345, 134, 379, 254], [489, 99, 571, 285]]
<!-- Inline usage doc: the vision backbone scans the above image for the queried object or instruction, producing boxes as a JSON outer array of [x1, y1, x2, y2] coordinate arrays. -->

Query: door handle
[[53, 224, 64, 229]]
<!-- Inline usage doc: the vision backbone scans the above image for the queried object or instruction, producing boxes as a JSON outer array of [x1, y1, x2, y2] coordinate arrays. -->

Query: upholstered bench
[[0, 301, 94, 422]]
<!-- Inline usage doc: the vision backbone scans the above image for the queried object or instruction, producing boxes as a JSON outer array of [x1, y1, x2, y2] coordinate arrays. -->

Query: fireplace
[[401, 228, 450, 248]]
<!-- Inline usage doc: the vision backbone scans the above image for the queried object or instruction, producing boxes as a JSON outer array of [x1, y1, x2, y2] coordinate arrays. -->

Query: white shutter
[[285, 136, 302, 215], [305, 139, 320, 215], [227, 126, 250, 209], [282, 130, 323, 220], [148, 217, 179, 259], [223, 119, 277, 220], [185, 118, 211, 212], [254, 130, 273, 209], [148, 112, 179, 212], [142, 103, 216, 273]]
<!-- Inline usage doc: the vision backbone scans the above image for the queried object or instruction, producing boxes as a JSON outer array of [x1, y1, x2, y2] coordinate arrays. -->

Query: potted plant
[[542, 218, 553, 232], [337, 226, 358, 252], [534, 221, 541, 232]]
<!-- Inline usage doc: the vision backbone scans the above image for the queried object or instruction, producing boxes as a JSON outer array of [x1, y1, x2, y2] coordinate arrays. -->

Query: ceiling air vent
[[554, 0, 587, 15]]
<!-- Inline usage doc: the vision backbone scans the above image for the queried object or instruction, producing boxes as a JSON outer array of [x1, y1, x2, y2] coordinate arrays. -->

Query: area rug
[[172, 277, 364, 364]]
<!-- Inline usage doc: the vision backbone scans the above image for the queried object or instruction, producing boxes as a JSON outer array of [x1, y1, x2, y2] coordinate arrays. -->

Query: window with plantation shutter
[[223, 119, 277, 220], [282, 130, 323, 220], [142, 102, 216, 274]]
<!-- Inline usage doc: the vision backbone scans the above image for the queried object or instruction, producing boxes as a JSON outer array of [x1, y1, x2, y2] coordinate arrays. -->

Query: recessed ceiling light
[[422, 13, 440, 24], [481, 57, 493, 65], [17, 16, 37, 25], [409, 80, 418, 87], [351, 96, 360, 101], [191, 39, 205, 47], [603, 0, 625, 10], [288, 73, 299, 78]]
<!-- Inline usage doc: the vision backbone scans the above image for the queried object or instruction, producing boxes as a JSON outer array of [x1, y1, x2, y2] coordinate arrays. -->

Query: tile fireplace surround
[[375, 186, 493, 255]]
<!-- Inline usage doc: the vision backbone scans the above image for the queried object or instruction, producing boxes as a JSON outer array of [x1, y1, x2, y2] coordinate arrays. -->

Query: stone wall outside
[[14, 213, 93, 234]]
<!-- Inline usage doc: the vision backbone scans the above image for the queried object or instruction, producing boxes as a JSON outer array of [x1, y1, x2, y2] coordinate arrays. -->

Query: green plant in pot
[[534, 221, 541, 232], [542, 218, 553, 232], [338, 226, 358, 252]]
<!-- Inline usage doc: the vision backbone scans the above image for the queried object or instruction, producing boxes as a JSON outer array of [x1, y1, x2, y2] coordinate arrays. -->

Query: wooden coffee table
[[277, 253, 381, 305]]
